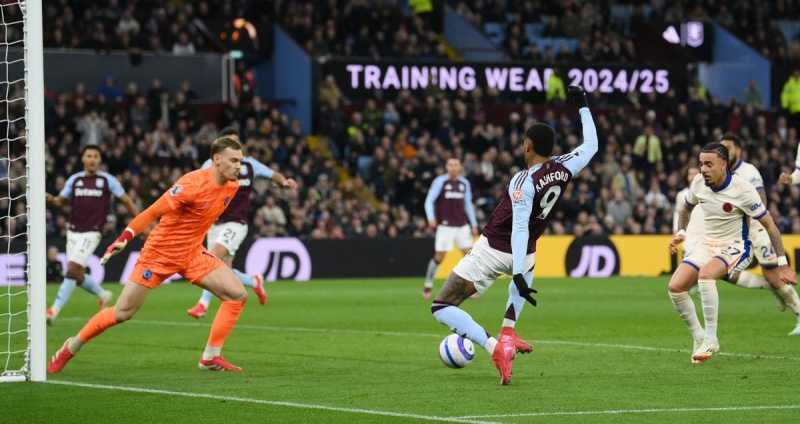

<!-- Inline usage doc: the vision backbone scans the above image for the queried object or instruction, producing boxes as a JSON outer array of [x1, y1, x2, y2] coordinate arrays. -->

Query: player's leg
[[499, 270, 535, 353], [667, 261, 704, 362], [726, 232, 786, 310], [48, 280, 153, 373], [48, 260, 78, 324], [762, 267, 800, 335], [692, 257, 730, 363], [424, 251, 446, 299], [424, 226, 453, 298], [431, 236, 516, 384], [73, 232, 112, 306], [190, 253, 248, 371]]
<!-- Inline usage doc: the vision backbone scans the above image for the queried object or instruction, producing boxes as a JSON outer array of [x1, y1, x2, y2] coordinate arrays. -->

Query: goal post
[[0, 0, 45, 383], [25, 0, 46, 383]]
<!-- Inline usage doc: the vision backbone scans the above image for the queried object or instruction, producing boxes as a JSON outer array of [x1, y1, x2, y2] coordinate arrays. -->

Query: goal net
[[0, 0, 45, 383]]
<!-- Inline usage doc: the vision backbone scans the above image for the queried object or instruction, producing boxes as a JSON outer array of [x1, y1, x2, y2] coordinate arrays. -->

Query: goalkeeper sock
[[52, 277, 77, 312], [698, 279, 719, 341], [233, 269, 254, 288], [668, 290, 704, 341], [77, 307, 118, 344], [205, 298, 246, 358], [432, 302, 496, 353], [198, 289, 214, 308], [424, 259, 438, 287], [502, 272, 532, 328], [79, 274, 104, 296], [735, 271, 769, 288], [776, 284, 800, 316]]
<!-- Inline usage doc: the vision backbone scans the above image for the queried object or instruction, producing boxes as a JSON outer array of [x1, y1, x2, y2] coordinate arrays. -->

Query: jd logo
[[245, 238, 312, 281], [565, 236, 620, 277]]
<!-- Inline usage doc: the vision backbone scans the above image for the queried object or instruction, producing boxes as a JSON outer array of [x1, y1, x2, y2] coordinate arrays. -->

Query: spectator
[[606, 191, 632, 227], [742, 80, 764, 108], [546, 71, 566, 102], [172, 32, 196, 55], [633, 124, 662, 182]]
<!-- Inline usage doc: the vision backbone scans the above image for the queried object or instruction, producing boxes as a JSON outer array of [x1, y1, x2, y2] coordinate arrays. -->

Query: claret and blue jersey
[[483, 107, 599, 275]]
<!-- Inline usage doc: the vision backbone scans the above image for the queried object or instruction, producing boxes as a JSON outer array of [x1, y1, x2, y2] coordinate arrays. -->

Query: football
[[438, 334, 475, 368]]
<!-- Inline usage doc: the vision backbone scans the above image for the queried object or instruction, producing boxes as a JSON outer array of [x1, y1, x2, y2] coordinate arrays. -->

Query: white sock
[[776, 285, 800, 317], [735, 271, 769, 288], [202, 345, 221, 360], [698, 279, 719, 342], [198, 289, 214, 308], [424, 259, 438, 287], [668, 291, 704, 341], [79, 274, 104, 296], [431, 302, 495, 353], [52, 277, 76, 312]]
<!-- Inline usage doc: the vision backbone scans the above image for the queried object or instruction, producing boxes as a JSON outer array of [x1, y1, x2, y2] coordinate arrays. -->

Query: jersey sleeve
[[462, 178, 478, 228], [246, 157, 275, 179], [556, 108, 598, 176], [509, 171, 536, 275], [58, 173, 80, 198], [738, 183, 767, 219], [673, 189, 686, 233], [424, 176, 445, 222], [104, 173, 126, 197]]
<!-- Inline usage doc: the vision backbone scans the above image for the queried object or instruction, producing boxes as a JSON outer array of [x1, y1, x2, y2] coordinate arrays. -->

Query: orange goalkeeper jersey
[[139, 168, 239, 267]]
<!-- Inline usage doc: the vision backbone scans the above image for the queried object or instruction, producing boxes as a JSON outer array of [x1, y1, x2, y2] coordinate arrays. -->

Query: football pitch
[[4, 277, 800, 423]]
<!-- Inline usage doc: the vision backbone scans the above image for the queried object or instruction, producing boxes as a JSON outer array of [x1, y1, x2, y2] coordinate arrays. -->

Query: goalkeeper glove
[[512, 274, 538, 306], [100, 228, 135, 264]]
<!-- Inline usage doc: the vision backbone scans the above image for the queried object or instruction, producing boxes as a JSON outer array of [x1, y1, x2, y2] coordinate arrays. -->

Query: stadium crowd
[[35, 75, 800, 241]]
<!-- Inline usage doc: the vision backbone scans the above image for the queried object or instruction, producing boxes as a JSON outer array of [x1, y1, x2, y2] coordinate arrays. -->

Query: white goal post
[[0, 0, 45, 383]]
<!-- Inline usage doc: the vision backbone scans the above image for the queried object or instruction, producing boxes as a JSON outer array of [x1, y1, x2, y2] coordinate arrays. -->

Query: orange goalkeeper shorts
[[129, 249, 225, 289]]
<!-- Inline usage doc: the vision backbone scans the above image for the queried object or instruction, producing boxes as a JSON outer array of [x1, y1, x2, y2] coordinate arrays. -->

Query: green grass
[[3, 277, 800, 423]]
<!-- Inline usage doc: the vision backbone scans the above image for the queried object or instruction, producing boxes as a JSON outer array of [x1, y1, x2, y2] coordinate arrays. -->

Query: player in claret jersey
[[45, 145, 139, 325], [187, 132, 297, 319], [48, 136, 250, 373], [430, 86, 598, 384], [422, 158, 478, 299]]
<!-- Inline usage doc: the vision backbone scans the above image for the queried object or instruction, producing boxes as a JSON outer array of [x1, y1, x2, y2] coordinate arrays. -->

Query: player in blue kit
[[422, 158, 478, 299], [430, 86, 598, 384]]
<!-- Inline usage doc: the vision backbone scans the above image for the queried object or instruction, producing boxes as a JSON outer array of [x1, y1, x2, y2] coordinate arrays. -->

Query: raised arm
[[558, 86, 598, 176]]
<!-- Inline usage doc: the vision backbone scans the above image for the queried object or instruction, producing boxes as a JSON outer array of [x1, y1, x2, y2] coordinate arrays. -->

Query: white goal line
[[46, 380, 500, 424], [454, 404, 800, 419]]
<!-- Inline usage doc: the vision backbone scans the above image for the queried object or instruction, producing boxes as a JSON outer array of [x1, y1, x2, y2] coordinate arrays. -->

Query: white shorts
[[750, 224, 778, 267], [682, 235, 701, 258], [207, 222, 248, 256], [452, 235, 535, 294], [683, 239, 752, 275], [435, 225, 473, 252], [66, 230, 102, 267]]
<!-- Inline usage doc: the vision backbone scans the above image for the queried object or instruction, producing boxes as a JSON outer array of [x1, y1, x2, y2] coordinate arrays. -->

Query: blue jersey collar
[[711, 172, 732, 192], [731, 160, 742, 171]]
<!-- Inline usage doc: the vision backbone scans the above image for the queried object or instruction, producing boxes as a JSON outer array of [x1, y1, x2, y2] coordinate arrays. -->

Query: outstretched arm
[[559, 86, 599, 176], [510, 172, 537, 305], [100, 194, 174, 264]]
